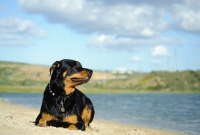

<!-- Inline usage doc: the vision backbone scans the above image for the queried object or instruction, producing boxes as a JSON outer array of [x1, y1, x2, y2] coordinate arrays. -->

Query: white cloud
[[151, 45, 170, 57], [0, 18, 47, 37], [18, 0, 200, 50], [18, 0, 168, 37], [87, 34, 139, 51], [0, 18, 47, 46], [18, 0, 200, 35], [173, 0, 200, 32], [87, 34, 185, 51], [131, 56, 143, 62], [98, 34, 106, 42]]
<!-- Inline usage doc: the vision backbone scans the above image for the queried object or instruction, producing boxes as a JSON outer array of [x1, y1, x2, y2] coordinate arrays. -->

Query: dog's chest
[[47, 96, 77, 114]]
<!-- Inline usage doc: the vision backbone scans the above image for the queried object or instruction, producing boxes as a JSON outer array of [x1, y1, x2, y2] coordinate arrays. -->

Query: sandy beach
[[0, 99, 187, 135]]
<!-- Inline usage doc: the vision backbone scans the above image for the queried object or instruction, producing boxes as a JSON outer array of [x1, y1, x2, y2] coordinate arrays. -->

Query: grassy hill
[[0, 61, 200, 93], [0, 61, 49, 86], [0, 61, 116, 86], [91, 70, 200, 92]]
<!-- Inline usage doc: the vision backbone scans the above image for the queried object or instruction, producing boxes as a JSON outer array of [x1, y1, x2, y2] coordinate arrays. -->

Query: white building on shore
[[111, 68, 133, 74]]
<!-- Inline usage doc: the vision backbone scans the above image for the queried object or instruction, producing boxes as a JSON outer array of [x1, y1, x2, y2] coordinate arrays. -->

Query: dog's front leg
[[63, 115, 85, 131], [37, 113, 58, 127]]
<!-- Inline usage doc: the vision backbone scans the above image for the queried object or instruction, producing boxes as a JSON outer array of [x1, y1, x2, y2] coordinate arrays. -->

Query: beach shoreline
[[0, 99, 187, 135]]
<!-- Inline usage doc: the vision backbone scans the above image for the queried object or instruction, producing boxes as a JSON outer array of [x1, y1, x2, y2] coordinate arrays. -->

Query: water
[[0, 93, 199, 135]]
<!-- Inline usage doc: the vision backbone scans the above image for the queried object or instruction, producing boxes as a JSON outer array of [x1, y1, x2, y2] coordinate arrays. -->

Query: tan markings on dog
[[63, 70, 88, 95], [68, 125, 78, 130], [76, 62, 80, 65], [81, 105, 92, 128], [52, 64, 56, 69], [63, 75, 76, 95], [63, 76, 75, 95], [50, 63, 60, 76], [64, 87, 75, 95], [37, 113, 58, 127], [51, 63, 60, 70], [63, 71, 67, 77], [63, 114, 77, 124], [80, 69, 88, 76], [63, 114, 78, 130]]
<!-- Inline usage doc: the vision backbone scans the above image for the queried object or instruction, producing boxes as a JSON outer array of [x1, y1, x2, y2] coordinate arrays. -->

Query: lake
[[0, 93, 199, 135]]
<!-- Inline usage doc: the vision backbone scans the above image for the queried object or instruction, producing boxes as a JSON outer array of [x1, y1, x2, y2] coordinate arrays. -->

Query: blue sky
[[0, 0, 200, 72]]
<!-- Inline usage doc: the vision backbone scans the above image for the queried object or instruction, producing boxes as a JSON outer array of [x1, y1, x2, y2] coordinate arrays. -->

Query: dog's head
[[49, 59, 93, 95]]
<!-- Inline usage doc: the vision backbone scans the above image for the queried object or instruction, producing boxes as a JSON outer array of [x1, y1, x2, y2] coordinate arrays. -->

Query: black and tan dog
[[35, 59, 94, 131]]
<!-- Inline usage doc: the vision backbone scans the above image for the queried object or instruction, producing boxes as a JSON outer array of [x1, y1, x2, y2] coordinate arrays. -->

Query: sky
[[0, 0, 200, 72]]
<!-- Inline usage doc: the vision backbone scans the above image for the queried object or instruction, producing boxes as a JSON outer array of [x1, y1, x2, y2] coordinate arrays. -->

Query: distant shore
[[0, 98, 187, 135], [0, 85, 199, 94]]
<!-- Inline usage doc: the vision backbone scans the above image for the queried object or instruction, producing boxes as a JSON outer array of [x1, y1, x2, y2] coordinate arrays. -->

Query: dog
[[35, 59, 94, 131]]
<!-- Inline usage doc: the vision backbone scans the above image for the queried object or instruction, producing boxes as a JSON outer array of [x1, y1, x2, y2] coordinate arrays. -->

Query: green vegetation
[[89, 71, 200, 93], [0, 86, 44, 93], [0, 61, 49, 86], [0, 61, 200, 93]]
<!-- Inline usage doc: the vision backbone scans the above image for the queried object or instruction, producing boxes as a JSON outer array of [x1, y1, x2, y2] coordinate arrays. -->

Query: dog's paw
[[37, 122, 46, 127]]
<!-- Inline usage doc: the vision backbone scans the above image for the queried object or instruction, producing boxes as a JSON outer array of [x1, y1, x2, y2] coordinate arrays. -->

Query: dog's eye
[[73, 65, 77, 68], [73, 64, 82, 70], [73, 65, 79, 69]]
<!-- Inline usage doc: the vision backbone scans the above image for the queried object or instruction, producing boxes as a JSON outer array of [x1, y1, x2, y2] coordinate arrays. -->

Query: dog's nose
[[88, 69, 93, 74]]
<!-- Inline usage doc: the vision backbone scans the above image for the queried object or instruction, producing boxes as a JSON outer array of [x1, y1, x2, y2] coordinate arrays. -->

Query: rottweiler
[[35, 59, 94, 131]]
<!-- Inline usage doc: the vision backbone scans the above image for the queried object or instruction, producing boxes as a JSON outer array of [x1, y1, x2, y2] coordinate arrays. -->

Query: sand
[[0, 99, 187, 135]]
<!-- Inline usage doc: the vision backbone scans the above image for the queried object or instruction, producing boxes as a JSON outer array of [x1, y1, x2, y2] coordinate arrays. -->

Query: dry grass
[[0, 61, 117, 85]]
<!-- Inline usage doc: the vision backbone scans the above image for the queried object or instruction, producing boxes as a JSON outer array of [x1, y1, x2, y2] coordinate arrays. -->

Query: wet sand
[[0, 99, 187, 135]]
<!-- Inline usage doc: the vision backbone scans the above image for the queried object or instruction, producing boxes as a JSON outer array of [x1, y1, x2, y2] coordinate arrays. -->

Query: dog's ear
[[49, 61, 61, 76]]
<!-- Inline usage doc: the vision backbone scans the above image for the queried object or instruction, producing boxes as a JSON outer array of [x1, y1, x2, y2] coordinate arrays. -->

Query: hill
[[0, 61, 116, 86], [0, 61, 200, 93], [92, 70, 200, 92]]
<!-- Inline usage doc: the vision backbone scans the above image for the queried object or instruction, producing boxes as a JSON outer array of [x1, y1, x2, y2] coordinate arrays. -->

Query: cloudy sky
[[0, 0, 200, 72]]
